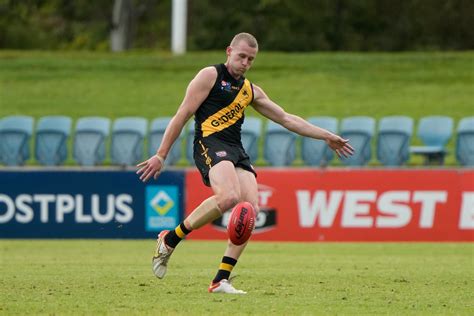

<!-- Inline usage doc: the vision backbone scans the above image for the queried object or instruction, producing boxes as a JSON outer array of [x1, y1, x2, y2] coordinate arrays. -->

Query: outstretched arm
[[251, 84, 354, 158], [137, 67, 217, 182]]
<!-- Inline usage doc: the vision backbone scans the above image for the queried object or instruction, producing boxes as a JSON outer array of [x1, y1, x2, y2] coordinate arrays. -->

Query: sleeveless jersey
[[194, 63, 254, 145]]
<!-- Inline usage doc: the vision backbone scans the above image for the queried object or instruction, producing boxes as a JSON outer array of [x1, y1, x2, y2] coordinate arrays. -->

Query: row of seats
[[0, 115, 473, 167], [266, 115, 473, 167]]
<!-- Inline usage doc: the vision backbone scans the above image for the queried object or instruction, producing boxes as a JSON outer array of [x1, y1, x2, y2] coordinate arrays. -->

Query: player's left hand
[[326, 134, 355, 158]]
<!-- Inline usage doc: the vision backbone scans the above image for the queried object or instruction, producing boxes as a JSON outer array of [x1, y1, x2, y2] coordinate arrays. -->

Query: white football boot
[[208, 278, 247, 294], [152, 230, 174, 279]]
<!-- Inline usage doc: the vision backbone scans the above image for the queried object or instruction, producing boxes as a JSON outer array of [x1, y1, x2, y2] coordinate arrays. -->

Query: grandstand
[[1, 114, 472, 167]]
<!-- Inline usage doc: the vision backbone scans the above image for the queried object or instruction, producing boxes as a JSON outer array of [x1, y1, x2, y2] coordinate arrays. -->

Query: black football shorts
[[193, 137, 257, 187]]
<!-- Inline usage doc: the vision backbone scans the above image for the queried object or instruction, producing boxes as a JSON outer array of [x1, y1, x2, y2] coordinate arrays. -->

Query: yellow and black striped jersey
[[194, 63, 254, 145]]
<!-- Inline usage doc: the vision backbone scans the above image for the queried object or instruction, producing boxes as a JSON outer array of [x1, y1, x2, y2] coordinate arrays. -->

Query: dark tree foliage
[[0, 0, 472, 51], [188, 0, 474, 51], [0, 0, 111, 49]]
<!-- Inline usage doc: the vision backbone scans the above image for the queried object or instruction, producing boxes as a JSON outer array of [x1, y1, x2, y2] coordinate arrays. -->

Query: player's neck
[[224, 63, 242, 80]]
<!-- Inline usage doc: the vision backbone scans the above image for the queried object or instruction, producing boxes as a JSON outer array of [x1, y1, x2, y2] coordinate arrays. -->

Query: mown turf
[[0, 50, 473, 166], [0, 240, 472, 315]]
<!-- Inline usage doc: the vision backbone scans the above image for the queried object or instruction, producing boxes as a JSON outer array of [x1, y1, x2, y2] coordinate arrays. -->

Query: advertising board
[[0, 170, 185, 238], [186, 169, 474, 241]]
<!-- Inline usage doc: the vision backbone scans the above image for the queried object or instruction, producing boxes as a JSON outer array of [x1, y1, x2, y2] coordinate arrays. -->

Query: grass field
[[0, 240, 473, 315], [0, 50, 473, 166]]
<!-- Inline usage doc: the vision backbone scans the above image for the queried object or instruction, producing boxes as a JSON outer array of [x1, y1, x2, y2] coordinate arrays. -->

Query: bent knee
[[216, 191, 241, 212]]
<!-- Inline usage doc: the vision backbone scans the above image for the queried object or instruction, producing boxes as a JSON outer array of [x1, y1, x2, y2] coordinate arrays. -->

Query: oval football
[[227, 202, 256, 245]]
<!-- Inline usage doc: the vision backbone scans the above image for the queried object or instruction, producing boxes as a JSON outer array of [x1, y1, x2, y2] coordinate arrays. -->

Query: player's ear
[[226, 46, 232, 57]]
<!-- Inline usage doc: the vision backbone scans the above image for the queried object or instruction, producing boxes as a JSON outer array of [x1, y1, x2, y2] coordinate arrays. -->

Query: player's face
[[226, 41, 258, 79]]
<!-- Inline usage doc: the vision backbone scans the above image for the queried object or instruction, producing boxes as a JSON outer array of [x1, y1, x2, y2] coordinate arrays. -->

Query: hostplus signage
[[0, 170, 184, 238]]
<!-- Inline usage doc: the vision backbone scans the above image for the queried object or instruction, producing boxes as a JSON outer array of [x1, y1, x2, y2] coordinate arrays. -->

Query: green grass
[[0, 50, 473, 166], [1, 240, 473, 315]]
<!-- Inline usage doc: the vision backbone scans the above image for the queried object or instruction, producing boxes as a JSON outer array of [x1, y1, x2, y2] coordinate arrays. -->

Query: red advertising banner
[[185, 169, 474, 242]]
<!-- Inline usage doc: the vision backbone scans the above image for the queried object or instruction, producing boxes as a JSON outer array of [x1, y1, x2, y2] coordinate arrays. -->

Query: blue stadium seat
[[241, 116, 262, 163], [340, 116, 375, 166], [148, 117, 184, 166], [111, 117, 147, 166], [377, 116, 414, 166], [410, 116, 453, 165], [35, 116, 72, 166], [301, 116, 338, 166], [0, 115, 34, 166], [456, 116, 474, 166], [264, 121, 297, 166], [73, 117, 110, 166], [185, 120, 195, 163]]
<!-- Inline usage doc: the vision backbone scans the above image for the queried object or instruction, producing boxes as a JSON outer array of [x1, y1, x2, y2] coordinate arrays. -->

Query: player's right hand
[[136, 155, 164, 182]]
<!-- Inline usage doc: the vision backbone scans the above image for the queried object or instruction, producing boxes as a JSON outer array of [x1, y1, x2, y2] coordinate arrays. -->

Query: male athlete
[[137, 33, 354, 294]]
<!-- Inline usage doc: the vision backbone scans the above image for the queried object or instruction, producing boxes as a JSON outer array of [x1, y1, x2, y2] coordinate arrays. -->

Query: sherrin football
[[227, 201, 256, 245]]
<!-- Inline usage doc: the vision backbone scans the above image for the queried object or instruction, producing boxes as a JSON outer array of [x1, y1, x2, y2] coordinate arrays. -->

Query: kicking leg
[[153, 161, 241, 279], [209, 167, 259, 294]]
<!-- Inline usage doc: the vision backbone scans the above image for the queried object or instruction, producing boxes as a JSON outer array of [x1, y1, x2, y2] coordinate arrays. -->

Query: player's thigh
[[236, 167, 259, 212], [209, 160, 241, 199]]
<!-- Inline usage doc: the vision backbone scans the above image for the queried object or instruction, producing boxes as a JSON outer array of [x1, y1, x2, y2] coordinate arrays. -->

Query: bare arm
[[155, 67, 216, 159], [137, 66, 217, 182], [252, 84, 354, 158]]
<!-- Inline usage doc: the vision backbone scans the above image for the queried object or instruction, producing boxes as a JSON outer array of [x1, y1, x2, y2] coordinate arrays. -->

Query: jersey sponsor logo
[[221, 80, 240, 91], [221, 80, 232, 92], [201, 79, 253, 137]]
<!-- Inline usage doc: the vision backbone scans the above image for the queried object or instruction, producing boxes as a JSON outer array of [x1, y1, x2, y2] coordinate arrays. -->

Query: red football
[[227, 202, 256, 245]]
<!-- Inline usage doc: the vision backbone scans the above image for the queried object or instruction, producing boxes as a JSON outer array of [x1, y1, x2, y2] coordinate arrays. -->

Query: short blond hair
[[230, 33, 258, 49]]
